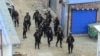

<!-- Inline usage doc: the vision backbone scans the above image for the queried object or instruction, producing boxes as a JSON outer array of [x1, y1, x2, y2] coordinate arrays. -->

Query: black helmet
[[69, 33, 72, 36], [26, 12, 29, 15], [56, 17, 58, 19]]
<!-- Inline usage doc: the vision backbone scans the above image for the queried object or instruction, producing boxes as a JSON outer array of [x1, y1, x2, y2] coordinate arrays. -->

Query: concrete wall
[[42, 0, 48, 9], [68, 3, 100, 33], [56, 0, 62, 24], [43, 0, 62, 23]]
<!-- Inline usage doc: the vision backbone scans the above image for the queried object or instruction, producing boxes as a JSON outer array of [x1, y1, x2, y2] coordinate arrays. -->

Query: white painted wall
[[94, 25, 100, 56], [97, 32, 100, 56], [3, 45, 12, 56]]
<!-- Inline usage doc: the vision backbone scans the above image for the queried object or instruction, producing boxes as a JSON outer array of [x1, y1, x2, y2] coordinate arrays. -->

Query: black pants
[[35, 39, 40, 49], [56, 38, 62, 48], [47, 36, 52, 47], [54, 26, 58, 35], [38, 22, 41, 28], [27, 22, 31, 30], [39, 35, 42, 43], [35, 20, 37, 25], [14, 18, 19, 27], [43, 30, 47, 37], [35, 20, 38, 28], [68, 43, 73, 53], [23, 31, 27, 39]]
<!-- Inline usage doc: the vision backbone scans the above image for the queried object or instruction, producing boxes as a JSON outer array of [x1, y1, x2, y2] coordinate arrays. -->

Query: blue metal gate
[[71, 9, 97, 34]]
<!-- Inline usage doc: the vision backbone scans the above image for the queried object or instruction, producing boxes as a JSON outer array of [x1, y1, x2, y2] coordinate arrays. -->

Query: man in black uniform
[[46, 27, 53, 47], [38, 26, 43, 43], [11, 6, 15, 19], [23, 21, 27, 39], [34, 29, 40, 49], [33, 10, 39, 27], [24, 12, 31, 30], [37, 14, 44, 28], [45, 18, 51, 27], [42, 22, 48, 37], [66, 33, 75, 54], [54, 17, 59, 36], [12, 9, 19, 27], [45, 11, 52, 23], [56, 27, 63, 48]]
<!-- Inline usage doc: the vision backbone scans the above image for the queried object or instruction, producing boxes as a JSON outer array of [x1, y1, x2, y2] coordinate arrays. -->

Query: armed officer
[[56, 27, 64, 48], [66, 33, 75, 53], [34, 29, 41, 49], [24, 12, 31, 30], [46, 27, 53, 47]]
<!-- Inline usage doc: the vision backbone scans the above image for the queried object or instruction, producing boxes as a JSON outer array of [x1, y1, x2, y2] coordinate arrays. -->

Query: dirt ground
[[11, 0, 97, 56]]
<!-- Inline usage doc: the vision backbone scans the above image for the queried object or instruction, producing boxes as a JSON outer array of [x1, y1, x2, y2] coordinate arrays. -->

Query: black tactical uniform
[[37, 14, 44, 28], [24, 12, 31, 30], [34, 30, 40, 49], [46, 27, 53, 47], [66, 34, 75, 53], [12, 10, 19, 27], [23, 21, 27, 39], [33, 10, 39, 26], [56, 28, 63, 48], [45, 18, 51, 27], [45, 11, 52, 23], [42, 22, 48, 37], [54, 17, 59, 35], [38, 27, 43, 43]]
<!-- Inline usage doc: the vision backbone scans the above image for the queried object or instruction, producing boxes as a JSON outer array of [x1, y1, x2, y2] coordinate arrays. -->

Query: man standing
[[54, 17, 59, 36], [12, 10, 19, 27], [23, 21, 27, 39], [56, 27, 63, 48], [45, 11, 52, 23], [34, 29, 40, 49], [66, 33, 75, 54], [24, 12, 31, 30], [37, 14, 44, 28], [38, 26, 43, 43], [42, 22, 48, 37], [33, 10, 39, 27], [46, 27, 53, 47]]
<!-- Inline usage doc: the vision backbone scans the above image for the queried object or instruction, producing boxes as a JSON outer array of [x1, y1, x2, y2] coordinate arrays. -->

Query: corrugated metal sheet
[[67, 0, 100, 4]]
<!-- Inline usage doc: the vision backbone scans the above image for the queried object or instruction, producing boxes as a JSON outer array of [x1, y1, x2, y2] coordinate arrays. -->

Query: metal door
[[71, 9, 97, 34]]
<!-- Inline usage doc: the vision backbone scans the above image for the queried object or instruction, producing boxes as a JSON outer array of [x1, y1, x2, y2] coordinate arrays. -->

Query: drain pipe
[[66, 4, 70, 38]]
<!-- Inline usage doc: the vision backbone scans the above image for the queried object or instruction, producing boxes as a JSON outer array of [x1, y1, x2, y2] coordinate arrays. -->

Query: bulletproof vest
[[58, 30, 63, 37], [24, 15, 30, 22]]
